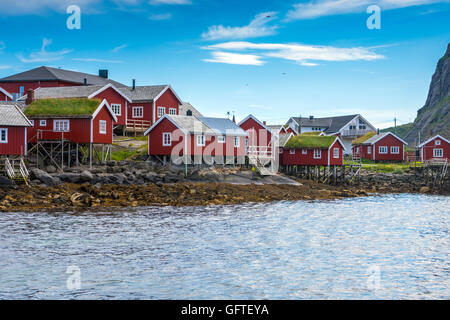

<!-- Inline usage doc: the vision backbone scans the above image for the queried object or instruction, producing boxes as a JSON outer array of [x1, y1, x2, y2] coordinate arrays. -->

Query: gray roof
[[267, 124, 284, 133], [0, 66, 124, 87], [199, 117, 248, 136], [117, 85, 168, 102], [292, 115, 358, 134], [179, 102, 203, 117], [0, 104, 31, 126], [168, 115, 216, 135], [278, 133, 292, 147], [24, 85, 107, 100]]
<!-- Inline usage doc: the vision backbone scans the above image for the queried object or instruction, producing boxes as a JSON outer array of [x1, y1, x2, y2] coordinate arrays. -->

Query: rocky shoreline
[[0, 161, 448, 212]]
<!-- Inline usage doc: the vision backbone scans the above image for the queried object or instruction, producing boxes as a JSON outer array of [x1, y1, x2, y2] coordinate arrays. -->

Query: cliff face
[[404, 43, 450, 145]]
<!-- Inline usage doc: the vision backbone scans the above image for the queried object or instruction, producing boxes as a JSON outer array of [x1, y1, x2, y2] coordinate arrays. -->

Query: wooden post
[[89, 143, 93, 169]]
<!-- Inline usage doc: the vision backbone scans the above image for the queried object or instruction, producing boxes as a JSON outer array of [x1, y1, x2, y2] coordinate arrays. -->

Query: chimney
[[132, 79, 136, 91], [99, 69, 108, 79], [263, 121, 267, 125], [26, 89, 34, 105], [309, 115, 314, 121], [232, 114, 236, 123], [83, 77, 87, 86], [377, 128, 380, 135]]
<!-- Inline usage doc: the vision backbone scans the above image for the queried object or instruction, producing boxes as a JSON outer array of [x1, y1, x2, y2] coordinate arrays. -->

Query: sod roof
[[24, 98, 101, 118], [284, 135, 337, 149], [352, 131, 377, 145], [300, 132, 322, 136]]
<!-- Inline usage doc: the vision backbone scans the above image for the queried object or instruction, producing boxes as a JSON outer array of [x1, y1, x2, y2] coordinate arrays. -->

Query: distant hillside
[[381, 123, 414, 137], [401, 43, 450, 145]]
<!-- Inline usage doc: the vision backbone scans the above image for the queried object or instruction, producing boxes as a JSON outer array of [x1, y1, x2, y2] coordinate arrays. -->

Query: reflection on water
[[0, 194, 448, 299]]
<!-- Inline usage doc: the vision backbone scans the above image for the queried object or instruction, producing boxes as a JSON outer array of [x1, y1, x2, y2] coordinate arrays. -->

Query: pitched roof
[[28, 85, 106, 100], [266, 125, 285, 133], [179, 102, 203, 117], [238, 114, 272, 133], [24, 98, 106, 119], [0, 104, 32, 126], [0, 87, 12, 99], [418, 135, 450, 148], [284, 135, 339, 149], [117, 85, 169, 102], [278, 133, 293, 147], [291, 114, 359, 134], [0, 66, 124, 87], [199, 117, 247, 136], [355, 132, 408, 146]]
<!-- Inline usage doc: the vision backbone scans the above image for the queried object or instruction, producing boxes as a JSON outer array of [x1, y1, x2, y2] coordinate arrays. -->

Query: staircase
[[248, 146, 277, 176], [2, 157, 29, 186]]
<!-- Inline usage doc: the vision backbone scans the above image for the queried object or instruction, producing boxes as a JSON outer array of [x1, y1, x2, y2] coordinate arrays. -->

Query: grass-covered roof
[[353, 131, 377, 145], [24, 98, 101, 118], [300, 132, 322, 136], [285, 135, 337, 149]]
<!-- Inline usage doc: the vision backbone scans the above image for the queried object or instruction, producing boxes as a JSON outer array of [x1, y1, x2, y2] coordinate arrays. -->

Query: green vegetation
[[300, 132, 322, 136], [25, 98, 101, 117], [285, 135, 336, 149], [111, 143, 148, 161], [353, 131, 376, 145], [380, 123, 413, 139], [344, 159, 421, 173]]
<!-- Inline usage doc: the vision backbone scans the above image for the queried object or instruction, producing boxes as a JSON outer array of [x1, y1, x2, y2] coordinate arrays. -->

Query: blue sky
[[0, 0, 449, 128]]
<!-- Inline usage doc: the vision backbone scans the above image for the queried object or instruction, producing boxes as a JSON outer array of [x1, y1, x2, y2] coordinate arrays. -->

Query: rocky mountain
[[402, 43, 450, 145]]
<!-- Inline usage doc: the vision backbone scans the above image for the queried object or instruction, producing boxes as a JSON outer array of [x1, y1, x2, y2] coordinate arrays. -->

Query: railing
[[341, 129, 373, 137], [247, 146, 273, 158], [4, 158, 15, 179], [126, 119, 152, 132]]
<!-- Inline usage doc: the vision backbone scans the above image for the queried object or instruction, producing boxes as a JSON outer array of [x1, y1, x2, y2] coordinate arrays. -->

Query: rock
[[0, 176, 13, 188], [70, 193, 92, 207], [59, 173, 80, 184], [80, 170, 94, 182], [31, 168, 59, 186], [46, 165, 57, 174], [420, 186, 430, 194]]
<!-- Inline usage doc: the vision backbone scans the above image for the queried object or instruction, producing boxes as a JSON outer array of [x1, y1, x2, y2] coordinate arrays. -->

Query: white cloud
[[111, 44, 128, 52], [149, 0, 191, 5], [286, 0, 449, 20], [17, 38, 72, 63], [202, 12, 278, 41], [149, 12, 172, 20], [203, 51, 265, 66], [204, 41, 384, 66], [0, 0, 101, 15], [73, 58, 122, 63]]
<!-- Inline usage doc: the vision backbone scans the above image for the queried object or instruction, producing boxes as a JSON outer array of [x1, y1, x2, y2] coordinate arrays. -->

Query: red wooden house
[[144, 115, 247, 164], [119, 84, 183, 130], [24, 98, 117, 145], [281, 135, 345, 166], [238, 114, 273, 149], [418, 135, 450, 161], [0, 104, 32, 156], [0, 87, 13, 101], [0, 66, 125, 101], [353, 132, 407, 162], [21, 84, 131, 127]]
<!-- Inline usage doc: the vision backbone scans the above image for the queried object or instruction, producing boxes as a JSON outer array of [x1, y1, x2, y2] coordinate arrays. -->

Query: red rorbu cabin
[[0, 104, 32, 156], [144, 115, 248, 165], [352, 132, 407, 162], [281, 134, 345, 166], [238, 114, 274, 151], [418, 135, 450, 162], [0, 87, 13, 102]]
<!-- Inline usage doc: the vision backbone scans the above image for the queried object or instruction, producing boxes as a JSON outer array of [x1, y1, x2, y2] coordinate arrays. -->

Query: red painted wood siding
[[0, 91, 11, 101], [92, 106, 114, 144], [128, 102, 153, 123], [421, 137, 450, 161], [154, 89, 181, 122], [93, 87, 127, 126], [354, 135, 406, 161], [0, 81, 79, 96], [0, 126, 27, 155], [239, 118, 272, 147], [281, 141, 344, 166]]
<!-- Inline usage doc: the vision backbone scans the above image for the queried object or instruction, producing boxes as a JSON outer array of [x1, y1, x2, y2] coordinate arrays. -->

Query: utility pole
[[394, 117, 397, 135]]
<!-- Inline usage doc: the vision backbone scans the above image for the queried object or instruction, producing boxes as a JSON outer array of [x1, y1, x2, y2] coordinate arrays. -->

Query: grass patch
[[111, 143, 148, 161], [353, 131, 376, 145], [300, 132, 322, 136], [285, 135, 336, 149], [344, 159, 422, 173], [25, 98, 101, 117]]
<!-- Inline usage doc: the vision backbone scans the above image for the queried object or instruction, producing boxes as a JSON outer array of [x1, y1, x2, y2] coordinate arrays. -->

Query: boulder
[[31, 168, 59, 186], [59, 173, 80, 184], [0, 176, 13, 188], [45, 165, 57, 174], [419, 186, 430, 194], [70, 192, 92, 207], [80, 170, 94, 182]]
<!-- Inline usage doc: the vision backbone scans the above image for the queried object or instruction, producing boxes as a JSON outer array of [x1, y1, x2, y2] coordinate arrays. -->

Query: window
[[99, 120, 107, 134], [39, 120, 47, 127], [356, 147, 360, 154], [391, 146, 400, 154], [302, 149, 307, 155], [433, 149, 443, 158], [111, 104, 121, 116], [132, 107, 143, 118], [368, 146, 372, 154], [435, 140, 441, 146], [313, 149, 322, 159], [163, 133, 172, 146], [19, 86, 24, 97], [333, 148, 339, 159], [0, 128, 7, 143], [169, 108, 177, 115], [54, 120, 69, 132], [197, 135, 205, 146], [379, 146, 388, 154], [157, 107, 165, 117], [187, 110, 193, 116], [217, 136, 225, 143], [234, 137, 240, 148]]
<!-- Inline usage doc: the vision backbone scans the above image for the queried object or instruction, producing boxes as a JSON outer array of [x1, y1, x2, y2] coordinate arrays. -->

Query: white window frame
[[162, 132, 172, 146], [0, 128, 7, 143], [99, 120, 107, 135], [302, 149, 307, 155], [379, 146, 388, 154], [39, 120, 47, 127], [54, 120, 70, 132], [333, 148, 339, 159], [433, 148, 443, 158], [157, 107, 165, 118], [132, 106, 143, 118], [368, 146, 372, 154], [290, 149, 295, 155], [313, 149, 322, 159], [391, 146, 400, 154], [435, 140, 441, 146], [234, 136, 240, 148], [169, 108, 177, 115], [217, 136, 225, 144], [111, 104, 121, 116], [197, 135, 206, 147]]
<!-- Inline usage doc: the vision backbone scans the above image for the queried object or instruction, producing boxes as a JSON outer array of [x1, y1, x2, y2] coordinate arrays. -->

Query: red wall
[[421, 137, 450, 161], [92, 106, 114, 144], [0, 81, 78, 96], [128, 102, 153, 124], [0, 91, 11, 101], [281, 140, 343, 166], [239, 118, 272, 147], [0, 126, 27, 155], [154, 89, 181, 122], [373, 135, 405, 161], [93, 87, 128, 126]]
